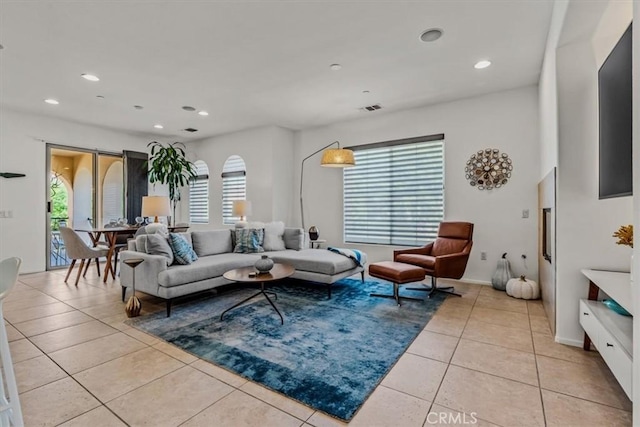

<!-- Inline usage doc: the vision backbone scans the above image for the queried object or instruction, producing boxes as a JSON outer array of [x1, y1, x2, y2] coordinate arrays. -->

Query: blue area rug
[[127, 278, 445, 421]]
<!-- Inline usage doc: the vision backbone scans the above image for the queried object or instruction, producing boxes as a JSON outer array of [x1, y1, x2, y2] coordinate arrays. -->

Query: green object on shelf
[[602, 299, 631, 316]]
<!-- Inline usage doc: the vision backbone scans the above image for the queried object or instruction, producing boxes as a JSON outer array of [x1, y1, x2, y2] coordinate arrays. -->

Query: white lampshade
[[232, 200, 252, 218], [141, 196, 171, 222]]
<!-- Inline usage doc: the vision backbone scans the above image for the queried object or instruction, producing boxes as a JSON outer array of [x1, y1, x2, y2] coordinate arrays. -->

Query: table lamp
[[232, 200, 252, 228], [142, 196, 171, 223]]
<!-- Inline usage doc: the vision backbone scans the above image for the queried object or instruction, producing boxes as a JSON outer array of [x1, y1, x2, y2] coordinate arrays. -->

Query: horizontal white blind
[[222, 156, 246, 225], [189, 161, 209, 224], [344, 139, 444, 246]]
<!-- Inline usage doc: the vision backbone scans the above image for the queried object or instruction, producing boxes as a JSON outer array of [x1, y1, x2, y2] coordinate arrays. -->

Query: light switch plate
[[522, 209, 529, 218]]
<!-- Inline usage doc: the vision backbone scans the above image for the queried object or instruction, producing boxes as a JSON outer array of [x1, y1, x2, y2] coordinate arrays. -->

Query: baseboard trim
[[438, 277, 492, 286], [460, 278, 492, 286], [555, 336, 582, 348]]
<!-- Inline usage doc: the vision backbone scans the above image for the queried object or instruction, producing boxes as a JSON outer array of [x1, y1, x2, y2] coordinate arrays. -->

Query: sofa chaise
[[119, 228, 366, 316]]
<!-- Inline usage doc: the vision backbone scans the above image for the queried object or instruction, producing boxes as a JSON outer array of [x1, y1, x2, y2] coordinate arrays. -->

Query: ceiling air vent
[[361, 104, 382, 112], [183, 128, 199, 133]]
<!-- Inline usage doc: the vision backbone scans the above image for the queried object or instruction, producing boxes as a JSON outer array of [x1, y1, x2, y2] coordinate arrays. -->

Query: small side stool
[[123, 258, 144, 318], [369, 261, 426, 306]]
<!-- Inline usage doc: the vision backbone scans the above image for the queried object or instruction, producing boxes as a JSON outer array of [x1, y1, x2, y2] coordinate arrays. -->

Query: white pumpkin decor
[[506, 275, 540, 300], [491, 252, 512, 291]]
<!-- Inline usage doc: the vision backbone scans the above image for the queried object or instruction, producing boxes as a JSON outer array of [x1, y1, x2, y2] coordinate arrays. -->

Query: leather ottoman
[[368, 261, 426, 306]]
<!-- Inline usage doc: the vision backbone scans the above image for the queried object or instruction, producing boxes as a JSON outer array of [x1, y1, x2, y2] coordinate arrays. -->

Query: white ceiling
[[0, 1, 554, 141]]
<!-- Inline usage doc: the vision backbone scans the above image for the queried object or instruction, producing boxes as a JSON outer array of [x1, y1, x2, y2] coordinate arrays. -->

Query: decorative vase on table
[[255, 255, 274, 274], [309, 226, 319, 241]]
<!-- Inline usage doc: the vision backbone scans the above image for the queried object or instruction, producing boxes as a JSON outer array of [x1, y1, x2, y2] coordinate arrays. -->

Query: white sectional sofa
[[119, 228, 365, 316]]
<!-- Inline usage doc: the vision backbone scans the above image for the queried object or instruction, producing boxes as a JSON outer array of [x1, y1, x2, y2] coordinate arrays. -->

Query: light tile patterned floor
[[6, 270, 632, 426]]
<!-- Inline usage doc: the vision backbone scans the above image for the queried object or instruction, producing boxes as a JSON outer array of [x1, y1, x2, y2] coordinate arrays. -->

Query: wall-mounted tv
[[599, 23, 633, 199]]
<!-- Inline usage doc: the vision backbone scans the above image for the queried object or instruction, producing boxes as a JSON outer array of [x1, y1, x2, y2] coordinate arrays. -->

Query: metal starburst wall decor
[[465, 148, 513, 190]]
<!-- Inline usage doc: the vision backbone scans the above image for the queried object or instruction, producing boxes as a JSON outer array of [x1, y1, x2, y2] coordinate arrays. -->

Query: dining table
[[75, 225, 189, 283], [74, 226, 137, 283]]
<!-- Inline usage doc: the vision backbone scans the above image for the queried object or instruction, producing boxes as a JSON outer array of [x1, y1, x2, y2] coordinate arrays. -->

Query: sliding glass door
[[46, 145, 124, 270]]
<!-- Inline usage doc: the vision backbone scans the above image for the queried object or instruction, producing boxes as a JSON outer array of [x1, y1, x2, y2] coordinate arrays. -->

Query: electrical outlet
[[6, 210, 12, 218], [480, 251, 487, 261], [522, 209, 529, 218], [0, 211, 5, 219]]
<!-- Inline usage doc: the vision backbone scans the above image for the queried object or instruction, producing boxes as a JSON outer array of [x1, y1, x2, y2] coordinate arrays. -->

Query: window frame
[[343, 134, 445, 247], [189, 160, 210, 224], [221, 155, 247, 225]]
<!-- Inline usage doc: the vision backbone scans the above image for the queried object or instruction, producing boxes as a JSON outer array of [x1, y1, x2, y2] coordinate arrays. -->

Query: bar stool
[[0, 257, 24, 426]]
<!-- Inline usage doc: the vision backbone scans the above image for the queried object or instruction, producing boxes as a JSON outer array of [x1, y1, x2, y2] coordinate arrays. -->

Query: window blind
[[343, 138, 444, 246], [189, 161, 209, 224], [222, 156, 246, 225]]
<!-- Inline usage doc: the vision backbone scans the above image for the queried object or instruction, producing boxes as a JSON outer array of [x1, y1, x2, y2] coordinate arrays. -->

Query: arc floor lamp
[[300, 141, 355, 230]]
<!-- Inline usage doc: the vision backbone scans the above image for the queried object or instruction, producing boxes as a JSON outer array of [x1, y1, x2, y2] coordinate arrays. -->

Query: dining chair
[[104, 223, 134, 276], [173, 222, 190, 232], [0, 257, 24, 426], [59, 227, 110, 286]]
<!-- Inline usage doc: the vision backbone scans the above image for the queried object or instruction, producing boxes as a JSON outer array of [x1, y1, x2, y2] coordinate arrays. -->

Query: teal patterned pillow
[[234, 228, 265, 253], [168, 233, 198, 265]]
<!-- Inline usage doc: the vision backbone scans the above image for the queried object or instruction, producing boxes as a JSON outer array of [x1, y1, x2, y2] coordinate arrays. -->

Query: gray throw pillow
[[145, 234, 174, 266], [283, 228, 305, 250], [191, 230, 233, 256]]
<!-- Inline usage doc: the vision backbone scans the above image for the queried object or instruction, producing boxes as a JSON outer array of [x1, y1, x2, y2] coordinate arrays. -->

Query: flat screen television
[[599, 23, 633, 199]]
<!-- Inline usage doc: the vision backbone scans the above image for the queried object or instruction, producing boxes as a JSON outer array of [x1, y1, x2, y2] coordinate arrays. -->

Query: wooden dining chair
[[59, 227, 110, 286]]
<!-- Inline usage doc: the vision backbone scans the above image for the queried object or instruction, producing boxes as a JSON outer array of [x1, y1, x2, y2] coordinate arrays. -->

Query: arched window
[[189, 160, 209, 224], [102, 161, 124, 223], [221, 155, 246, 225]]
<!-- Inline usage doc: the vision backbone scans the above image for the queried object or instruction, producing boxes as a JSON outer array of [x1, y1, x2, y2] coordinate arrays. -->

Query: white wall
[[184, 125, 295, 229], [554, 1, 633, 345], [294, 86, 540, 283], [539, 0, 569, 180], [0, 108, 151, 273]]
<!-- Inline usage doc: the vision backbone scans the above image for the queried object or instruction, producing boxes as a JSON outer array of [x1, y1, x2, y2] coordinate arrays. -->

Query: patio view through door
[[47, 145, 125, 270]]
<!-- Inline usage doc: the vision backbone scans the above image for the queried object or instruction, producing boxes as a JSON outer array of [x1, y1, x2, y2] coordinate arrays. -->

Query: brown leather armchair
[[394, 221, 474, 297]]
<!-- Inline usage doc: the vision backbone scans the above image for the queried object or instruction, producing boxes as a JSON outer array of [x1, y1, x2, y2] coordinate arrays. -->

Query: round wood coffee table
[[220, 263, 295, 325]]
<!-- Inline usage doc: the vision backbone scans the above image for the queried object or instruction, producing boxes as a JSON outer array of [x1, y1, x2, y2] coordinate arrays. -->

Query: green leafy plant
[[146, 141, 197, 224]]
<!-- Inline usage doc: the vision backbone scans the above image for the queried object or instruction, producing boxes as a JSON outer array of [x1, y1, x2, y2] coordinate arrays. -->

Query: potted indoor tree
[[146, 141, 197, 225]]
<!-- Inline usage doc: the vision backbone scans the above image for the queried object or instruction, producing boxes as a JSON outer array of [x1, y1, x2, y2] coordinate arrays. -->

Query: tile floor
[[5, 269, 633, 426]]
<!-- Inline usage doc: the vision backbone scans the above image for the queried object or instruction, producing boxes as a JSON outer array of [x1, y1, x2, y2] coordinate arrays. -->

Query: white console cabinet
[[579, 269, 633, 400]]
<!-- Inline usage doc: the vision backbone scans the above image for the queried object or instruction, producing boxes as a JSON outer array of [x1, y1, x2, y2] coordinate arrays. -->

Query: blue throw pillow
[[234, 228, 265, 253], [168, 233, 198, 265]]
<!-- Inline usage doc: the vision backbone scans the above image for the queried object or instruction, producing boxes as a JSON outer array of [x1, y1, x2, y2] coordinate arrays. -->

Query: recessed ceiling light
[[420, 28, 443, 42], [96, 95, 105, 99], [198, 111, 209, 116], [182, 106, 196, 111], [474, 60, 492, 69], [81, 74, 100, 82], [330, 64, 342, 71], [134, 105, 144, 110], [44, 99, 59, 105], [153, 124, 164, 129], [362, 90, 370, 94]]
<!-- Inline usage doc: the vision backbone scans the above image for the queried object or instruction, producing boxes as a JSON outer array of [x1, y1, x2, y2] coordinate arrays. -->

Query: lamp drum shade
[[320, 148, 355, 167], [142, 196, 171, 222], [232, 200, 252, 218]]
